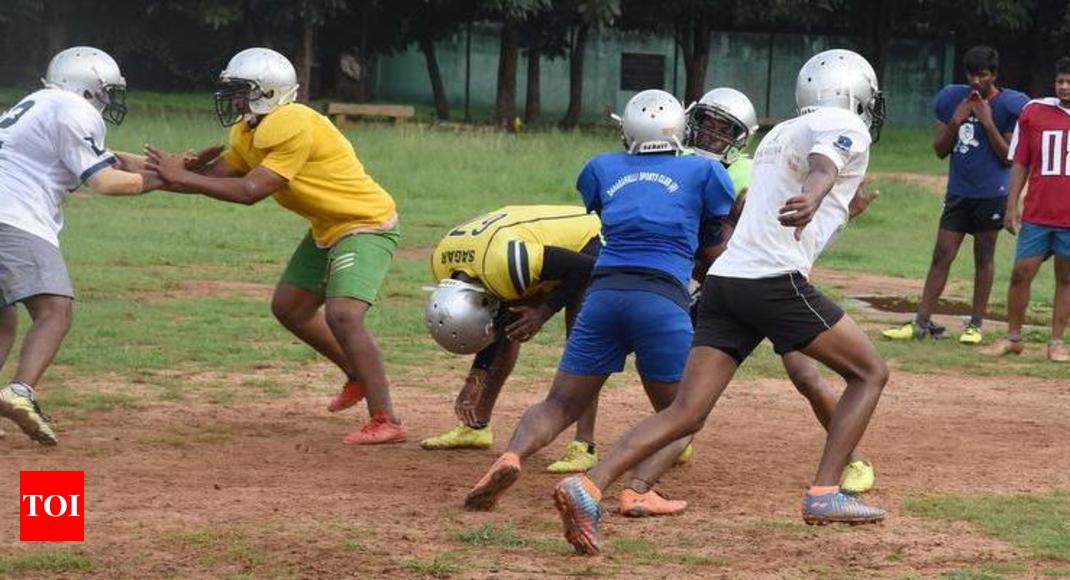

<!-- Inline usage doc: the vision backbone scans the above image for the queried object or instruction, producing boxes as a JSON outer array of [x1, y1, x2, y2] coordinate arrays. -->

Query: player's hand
[[1003, 210, 1019, 235], [972, 97, 994, 126], [143, 145, 188, 183], [183, 145, 224, 172], [848, 177, 880, 219], [504, 304, 552, 342], [454, 373, 486, 425], [951, 98, 973, 124], [779, 194, 819, 240]]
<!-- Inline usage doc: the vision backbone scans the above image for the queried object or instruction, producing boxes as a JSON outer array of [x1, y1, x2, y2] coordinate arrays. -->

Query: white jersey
[[0, 89, 115, 247], [710, 107, 871, 279]]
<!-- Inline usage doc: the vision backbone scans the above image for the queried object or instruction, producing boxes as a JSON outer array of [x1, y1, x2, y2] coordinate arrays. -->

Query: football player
[[422, 205, 604, 472], [685, 87, 878, 496], [464, 90, 735, 516], [554, 50, 890, 555], [145, 48, 404, 445], [0, 47, 162, 446]]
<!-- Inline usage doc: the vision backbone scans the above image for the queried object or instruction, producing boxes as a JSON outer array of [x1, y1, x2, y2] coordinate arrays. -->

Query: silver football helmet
[[795, 49, 885, 141], [685, 87, 759, 164], [215, 47, 299, 127], [425, 279, 500, 355], [42, 46, 127, 125], [614, 89, 686, 154]]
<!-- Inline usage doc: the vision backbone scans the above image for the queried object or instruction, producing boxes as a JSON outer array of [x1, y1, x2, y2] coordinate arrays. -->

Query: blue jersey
[[576, 151, 735, 286], [934, 84, 1029, 198]]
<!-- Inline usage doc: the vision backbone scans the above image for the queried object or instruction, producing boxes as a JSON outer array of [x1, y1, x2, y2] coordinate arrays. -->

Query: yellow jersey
[[221, 103, 397, 247], [431, 205, 601, 302]]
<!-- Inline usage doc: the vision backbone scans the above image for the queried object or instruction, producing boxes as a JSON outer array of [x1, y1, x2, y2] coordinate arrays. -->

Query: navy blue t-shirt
[[576, 151, 735, 288], [934, 84, 1029, 198]]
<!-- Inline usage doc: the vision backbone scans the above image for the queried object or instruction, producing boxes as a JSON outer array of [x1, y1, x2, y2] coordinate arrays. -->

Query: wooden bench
[[327, 103, 416, 126]]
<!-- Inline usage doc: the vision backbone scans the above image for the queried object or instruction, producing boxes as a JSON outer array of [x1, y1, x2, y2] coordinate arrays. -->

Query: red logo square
[[20, 471, 84, 542]]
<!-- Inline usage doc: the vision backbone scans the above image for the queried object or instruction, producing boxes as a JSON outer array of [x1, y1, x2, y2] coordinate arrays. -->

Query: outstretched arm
[[86, 166, 162, 196], [145, 145, 284, 205]]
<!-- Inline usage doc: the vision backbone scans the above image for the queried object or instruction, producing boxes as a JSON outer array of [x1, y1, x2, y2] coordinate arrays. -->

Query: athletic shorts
[[279, 226, 400, 304], [559, 289, 692, 383], [0, 223, 74, 307], [1015, 221, 1070, 260], [939, 194, 1006, 234], [692, 273, 844, 364]]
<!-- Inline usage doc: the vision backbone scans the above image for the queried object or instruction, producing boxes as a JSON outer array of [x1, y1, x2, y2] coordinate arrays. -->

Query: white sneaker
[[0, 383, 57, 445]]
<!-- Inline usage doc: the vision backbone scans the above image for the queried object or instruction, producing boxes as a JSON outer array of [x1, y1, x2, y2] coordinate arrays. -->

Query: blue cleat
[[802, 490, 885, 525], [553, 475, 604, 555]]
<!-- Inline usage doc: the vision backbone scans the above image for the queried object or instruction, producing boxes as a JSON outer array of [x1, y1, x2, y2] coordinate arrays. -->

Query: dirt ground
[[2, 362, 1068, 578]]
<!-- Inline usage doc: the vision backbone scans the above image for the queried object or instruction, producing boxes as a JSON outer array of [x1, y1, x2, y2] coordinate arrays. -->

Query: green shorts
[[279, 227, 400, 304]]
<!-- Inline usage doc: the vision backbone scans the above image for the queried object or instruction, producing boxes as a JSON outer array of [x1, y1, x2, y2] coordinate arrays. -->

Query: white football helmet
[[685, 87, 759, 164], [795, 49, 885, 141], [614, 90, 686, 154], [425, 279, 500, 355], [215, 47, 299, 126], [42, 46, 127, 125]]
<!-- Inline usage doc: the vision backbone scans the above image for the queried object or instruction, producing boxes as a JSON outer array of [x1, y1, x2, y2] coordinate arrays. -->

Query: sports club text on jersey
[[430, 205, 601, 301], [1009, 98, 1070, 228]]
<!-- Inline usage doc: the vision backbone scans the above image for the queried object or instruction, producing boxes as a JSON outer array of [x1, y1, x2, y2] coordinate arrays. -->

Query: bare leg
[[324, 297, 396, 421], [0, 305, 17, 372], [458, 340, 521, 425], [14, 295, 73, 388], [587, 347, 738, 491], [916, 229, 966, 322], [1052, 257, 1070, 341], [627, 377, 691, 493], [781, 352, 861, 463], [272, 283, 353, 377], [798, 316, 888, 487], [573, 396, 599, 444], [504, 371, 607, 459], [971, 230, 999, 322], [1005, 257, 1044, 337]]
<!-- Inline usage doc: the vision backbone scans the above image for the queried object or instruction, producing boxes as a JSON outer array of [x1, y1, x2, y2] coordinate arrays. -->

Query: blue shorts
[[559, 289, 692, 383], [1015, 221, 1070, 260]]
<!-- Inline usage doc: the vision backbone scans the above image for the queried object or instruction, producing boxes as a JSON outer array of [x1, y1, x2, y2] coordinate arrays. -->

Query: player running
[[421, 205, 605, 472], [463, 89, 735, 516], [686, 87, 878, 494], [554, 50, 889, 555], [0, 47, 162, 445], [144, 48, 404, 445]]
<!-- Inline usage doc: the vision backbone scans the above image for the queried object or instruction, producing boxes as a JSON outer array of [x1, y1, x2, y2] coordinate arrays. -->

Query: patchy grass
[[456, 523, 525, 548], [0, 550, 93, 574], [401, 552, 464, 578], [905, 491, 1070, 562], [941, 561, 1027, 579]]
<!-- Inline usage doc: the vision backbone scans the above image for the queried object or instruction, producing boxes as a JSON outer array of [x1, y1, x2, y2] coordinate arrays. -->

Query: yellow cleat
[[419, 423, 492, 450], [675, 443, 694, 466], [959, 325, 983, 345], [0, 383, 57, 446], [882, 322, 919, 340], [546, 440, 597, 473], [840, 459, 875, 494]]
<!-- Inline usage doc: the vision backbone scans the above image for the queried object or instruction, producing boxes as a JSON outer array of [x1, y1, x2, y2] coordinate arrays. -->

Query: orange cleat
[[343, 411, 406, 445], [619, 488, 687, 517], [328, 381, 365, 413], [464, 452, 521, 511]]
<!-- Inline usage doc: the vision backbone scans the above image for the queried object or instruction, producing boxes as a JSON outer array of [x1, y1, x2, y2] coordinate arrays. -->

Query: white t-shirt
[[709, 106, 871, 280], [0, 89, 115, 247]]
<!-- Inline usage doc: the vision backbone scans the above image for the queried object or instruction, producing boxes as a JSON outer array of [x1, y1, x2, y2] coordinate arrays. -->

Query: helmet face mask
[[214, 79, 260, 127], [99, 83, 127, 125], [687, 105, 749, 162]]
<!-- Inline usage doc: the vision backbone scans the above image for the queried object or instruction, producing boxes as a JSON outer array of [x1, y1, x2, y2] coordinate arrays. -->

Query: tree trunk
[[44, 1, 67, 70], [495, 19, 520, 130], [295, 18, 314, 102], [419, 35, 450, 121], [561, 23, 590, 129], [682, 20, 711, 105], [524, 49, 541, 124], [861, 0, 894, 83]]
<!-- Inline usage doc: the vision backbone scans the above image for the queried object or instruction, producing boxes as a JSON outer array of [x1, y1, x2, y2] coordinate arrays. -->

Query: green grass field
[[1, 93, 1068, 578]]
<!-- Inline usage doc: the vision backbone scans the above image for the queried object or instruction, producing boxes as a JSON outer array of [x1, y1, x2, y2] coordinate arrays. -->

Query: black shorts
[[692, 273, 845, 364], [939, 194, 1007, 234]]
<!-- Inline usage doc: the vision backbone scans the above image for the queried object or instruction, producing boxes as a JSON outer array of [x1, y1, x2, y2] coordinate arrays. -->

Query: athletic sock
[[914, 314, 930, 328], [969, 316, 983, 328], [467, 420, 489, 430], [585, 441, 596, 454], [1007, 334, 1022, 342], [808, 485, 840, 496]]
